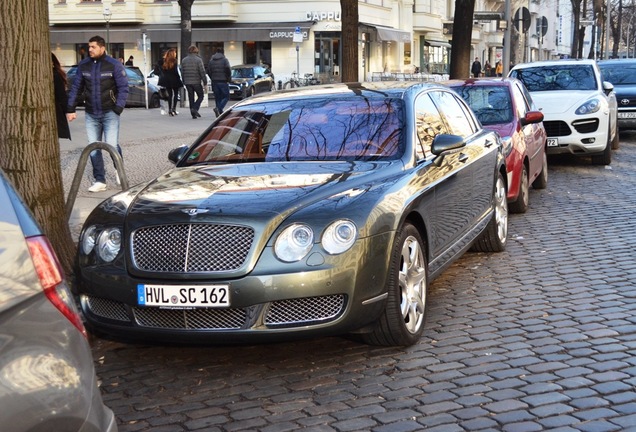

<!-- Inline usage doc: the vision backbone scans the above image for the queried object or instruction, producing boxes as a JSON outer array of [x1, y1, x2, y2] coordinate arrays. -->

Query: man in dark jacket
[[471, 57, 482, 78], [207, 48, 231, 117], [67, 35, 128, 192], [180, 45, 207, 119]]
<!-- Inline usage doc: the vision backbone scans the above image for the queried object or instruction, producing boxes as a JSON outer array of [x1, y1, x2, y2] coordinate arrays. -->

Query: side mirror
[[520, 110, 544, 126], [168, 145, 188, 164], [603, 81, 614, 96], [431, 134, 466, 156]]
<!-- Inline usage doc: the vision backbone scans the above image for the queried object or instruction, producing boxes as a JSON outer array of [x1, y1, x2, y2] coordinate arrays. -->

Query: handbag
[[159, 87, 170, 100]]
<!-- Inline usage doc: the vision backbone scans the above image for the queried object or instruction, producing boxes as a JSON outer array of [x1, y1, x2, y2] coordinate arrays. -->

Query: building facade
[[49, 0, 565, 82]]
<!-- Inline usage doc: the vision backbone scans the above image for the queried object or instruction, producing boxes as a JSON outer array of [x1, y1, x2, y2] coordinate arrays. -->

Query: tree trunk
[[571, 0, 583, 57], [0, 1, 75, 275], [449, 0, 476, 78], [341, 0, 359, 82], [178, 0, 195, 58]]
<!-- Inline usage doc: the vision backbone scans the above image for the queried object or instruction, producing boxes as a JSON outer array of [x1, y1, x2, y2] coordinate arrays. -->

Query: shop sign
[[306, 11, 341, 21], [270, 30, 309, 39]]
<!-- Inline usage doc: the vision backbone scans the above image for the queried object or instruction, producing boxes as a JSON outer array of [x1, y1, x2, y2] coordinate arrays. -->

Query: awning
[[50, 21, 315, 44], [361, 23, 411, 42], [425, 40, 452, 49]]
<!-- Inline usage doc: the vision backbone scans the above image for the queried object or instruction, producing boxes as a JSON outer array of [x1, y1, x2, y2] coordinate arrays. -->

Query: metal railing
[[65, 141, 129, 221]]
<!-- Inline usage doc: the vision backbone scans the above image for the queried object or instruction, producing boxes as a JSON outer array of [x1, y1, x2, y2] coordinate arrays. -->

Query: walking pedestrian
[[495, 61, 503, 77], [484, 61, 492, 77], [67, 35, 129, 193], [180, 45, 207, 119], [52, 53, 71, 140], [207, 48, 231, 117], [158, 48, 183, 117], [471, 57, 482, 78]]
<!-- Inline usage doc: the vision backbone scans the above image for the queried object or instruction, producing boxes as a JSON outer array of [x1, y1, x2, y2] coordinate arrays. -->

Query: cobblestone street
[[65, 111, 636, 431]]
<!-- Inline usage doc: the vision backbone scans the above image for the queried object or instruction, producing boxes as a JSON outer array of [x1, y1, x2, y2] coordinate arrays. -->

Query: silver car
[[0, 168, 117, 431]]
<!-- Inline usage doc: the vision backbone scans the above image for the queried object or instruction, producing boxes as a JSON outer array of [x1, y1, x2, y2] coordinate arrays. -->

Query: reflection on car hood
[[125, 161, 396, 219], [530, 91, 602, 115]]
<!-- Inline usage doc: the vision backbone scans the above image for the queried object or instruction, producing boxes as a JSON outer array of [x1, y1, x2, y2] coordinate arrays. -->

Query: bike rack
[[64, 141, 129, 222]]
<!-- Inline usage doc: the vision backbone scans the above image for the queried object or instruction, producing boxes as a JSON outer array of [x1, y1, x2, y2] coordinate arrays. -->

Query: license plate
[[137, 284, 230, 308], [547, 138, 558, 147], [618, 112, 636, 118]]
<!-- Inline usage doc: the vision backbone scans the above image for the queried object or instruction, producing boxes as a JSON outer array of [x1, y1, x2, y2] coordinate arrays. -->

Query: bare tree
[[0, 1, 75, 274], [449, 0, 476, 78], [341, 0, 359, 82], [572, 0, 585, 57], [178, 0, 195, 57]]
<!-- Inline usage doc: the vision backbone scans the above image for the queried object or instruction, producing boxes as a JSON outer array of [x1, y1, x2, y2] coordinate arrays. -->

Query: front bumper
[[544, 115, 609, 156], [78, 233, 393, 343]]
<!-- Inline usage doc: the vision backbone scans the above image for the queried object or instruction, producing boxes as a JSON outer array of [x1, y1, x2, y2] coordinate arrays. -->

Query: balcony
[[49, 0, 144, 25]]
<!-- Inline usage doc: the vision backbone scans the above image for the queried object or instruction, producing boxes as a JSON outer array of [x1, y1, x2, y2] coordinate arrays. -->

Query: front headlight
[[80, 225, 97, 255], [322, 220, 357, 255], [575, 98, 601, 115], [96, 228, 122, 262], [274, 224, 314, 262]]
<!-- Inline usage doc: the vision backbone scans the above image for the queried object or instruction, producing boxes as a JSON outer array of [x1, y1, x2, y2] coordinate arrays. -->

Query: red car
[[446, 78, 548, 213]]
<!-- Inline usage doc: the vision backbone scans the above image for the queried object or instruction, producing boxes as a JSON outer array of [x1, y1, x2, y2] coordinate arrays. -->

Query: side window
[[430, 91, 476, 138], [414, 93, 447, 159], [511, 83, 529, 120]]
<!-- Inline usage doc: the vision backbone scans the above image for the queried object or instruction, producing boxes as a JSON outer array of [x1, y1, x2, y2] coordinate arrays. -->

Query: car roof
[[235, 81, 451, 105], [511, 59, 598, 70], [232, 64, 266, 68], [443, 77, 519, 88]]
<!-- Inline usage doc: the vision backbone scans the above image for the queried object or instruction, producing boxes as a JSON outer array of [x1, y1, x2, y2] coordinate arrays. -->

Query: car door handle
[[459, 153, 469, 163]]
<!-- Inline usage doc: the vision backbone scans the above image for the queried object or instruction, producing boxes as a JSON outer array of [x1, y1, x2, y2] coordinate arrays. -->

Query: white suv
[[509, 59, 618, 165]]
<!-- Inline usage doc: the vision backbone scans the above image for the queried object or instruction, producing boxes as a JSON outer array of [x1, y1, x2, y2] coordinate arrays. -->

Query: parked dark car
[[599, 58, 636, 131], [229, 64, 275, 99], [0, 168, 117, 431], [76, 82, 508, 347], [446, 78, 548, 213], [67, 65, 161, 108]]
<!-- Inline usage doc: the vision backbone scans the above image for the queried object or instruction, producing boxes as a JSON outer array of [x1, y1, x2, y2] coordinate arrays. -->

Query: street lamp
[[103, 7, 112, 53]]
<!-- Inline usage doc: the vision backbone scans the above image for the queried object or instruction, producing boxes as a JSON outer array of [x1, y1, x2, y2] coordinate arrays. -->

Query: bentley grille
[[131, 223, 254, 272]]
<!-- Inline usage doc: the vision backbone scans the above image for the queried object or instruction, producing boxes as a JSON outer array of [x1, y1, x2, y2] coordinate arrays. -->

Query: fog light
[[582, 138, 596, 144]]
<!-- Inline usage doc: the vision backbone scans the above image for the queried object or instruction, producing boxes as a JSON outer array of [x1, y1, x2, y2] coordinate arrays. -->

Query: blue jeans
[[212, 82, 230, 112], [85, 111, 122, 183]]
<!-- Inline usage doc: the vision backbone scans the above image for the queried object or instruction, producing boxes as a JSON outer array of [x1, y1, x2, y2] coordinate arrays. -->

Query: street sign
[[514, 7, 531, 33], [292, 26, 303, 43]]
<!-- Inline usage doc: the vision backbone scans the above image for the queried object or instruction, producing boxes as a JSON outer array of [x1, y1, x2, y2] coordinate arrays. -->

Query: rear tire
[[472, 172, 508, 252], [509, 164, 529, 214], [362, 223, 428, 347]]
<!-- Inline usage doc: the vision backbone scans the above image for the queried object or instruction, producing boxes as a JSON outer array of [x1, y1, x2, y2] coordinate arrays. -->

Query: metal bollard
[[278, 80, 282, 90]]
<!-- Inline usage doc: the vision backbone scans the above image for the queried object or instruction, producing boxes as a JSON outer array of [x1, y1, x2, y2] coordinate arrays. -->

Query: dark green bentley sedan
[[76, 82, 508, 346]]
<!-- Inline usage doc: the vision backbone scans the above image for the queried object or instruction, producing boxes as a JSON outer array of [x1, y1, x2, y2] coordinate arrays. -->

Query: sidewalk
[[63, 104, 226, 240]]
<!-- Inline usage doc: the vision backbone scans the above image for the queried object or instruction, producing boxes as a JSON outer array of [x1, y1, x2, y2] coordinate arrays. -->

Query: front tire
[[509, 164, 529, 214], [532, 151, 548, 189], [362, 223, 428, 347], [611, 124, 620, 150], [592, 125, 612, 165], [472, 172, 508, 252]]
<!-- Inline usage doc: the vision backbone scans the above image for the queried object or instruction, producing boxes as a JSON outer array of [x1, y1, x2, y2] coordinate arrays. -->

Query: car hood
[[482, 122, 515, 139], [102, 161, 401, 226], [612, 84, 636, 98], [530, 91, 601, 115], [230, 78, 253, 84]]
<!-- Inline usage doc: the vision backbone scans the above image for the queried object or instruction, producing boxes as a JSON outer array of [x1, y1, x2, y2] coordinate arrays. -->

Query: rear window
[[182, 98, 405, 165], [510, 64, 597, 92]]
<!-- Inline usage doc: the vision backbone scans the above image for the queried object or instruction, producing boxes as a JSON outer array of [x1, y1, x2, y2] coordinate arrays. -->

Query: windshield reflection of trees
[[511, 66, 596, 92], [185, 98, 404, 165]]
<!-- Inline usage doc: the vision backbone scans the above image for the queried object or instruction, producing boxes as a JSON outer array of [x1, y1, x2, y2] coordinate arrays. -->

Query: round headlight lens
[[274, 224, 314, 262], [81, 225, 97, 255], [96, 228, 122, 263], [322, 220, 357, 255], [575, 98, 601, 115]]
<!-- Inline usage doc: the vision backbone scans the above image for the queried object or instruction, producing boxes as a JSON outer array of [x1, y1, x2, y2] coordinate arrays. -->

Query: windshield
[[599, 64, 636, 85], [510, 65, 597, 91], [232, 68, 255, 79], [182, 98, 405, 165], [452, 86, 513, 126]]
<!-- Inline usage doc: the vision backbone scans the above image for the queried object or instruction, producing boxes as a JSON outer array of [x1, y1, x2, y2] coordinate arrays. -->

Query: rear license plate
[[618, 112, 636, 118], [137, 284, 230, 308], [547, 138, 558, 147]]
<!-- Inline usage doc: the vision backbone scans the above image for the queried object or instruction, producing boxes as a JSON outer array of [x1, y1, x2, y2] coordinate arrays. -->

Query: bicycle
[[283, 72, 321, 89]]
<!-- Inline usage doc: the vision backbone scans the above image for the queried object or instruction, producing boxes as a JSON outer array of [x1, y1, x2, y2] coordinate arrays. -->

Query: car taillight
[[26, 235, 88, 338]]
